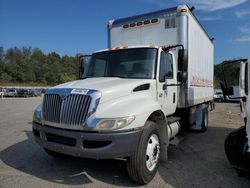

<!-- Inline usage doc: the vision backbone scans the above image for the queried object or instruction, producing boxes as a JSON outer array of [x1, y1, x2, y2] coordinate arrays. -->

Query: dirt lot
[[0, 97, 249, 188]]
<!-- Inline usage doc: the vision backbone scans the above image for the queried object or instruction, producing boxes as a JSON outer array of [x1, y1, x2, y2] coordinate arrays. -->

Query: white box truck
[[221, 59, 250, 174], [32, 5, 214, 184]]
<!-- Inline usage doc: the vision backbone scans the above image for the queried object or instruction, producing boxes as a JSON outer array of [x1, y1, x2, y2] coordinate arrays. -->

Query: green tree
[[0, 46, 79, 85]]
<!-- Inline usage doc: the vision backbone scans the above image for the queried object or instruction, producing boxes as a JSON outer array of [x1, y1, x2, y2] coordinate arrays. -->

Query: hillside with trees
[[214, 59, 242, 89], [0, 47, 79, 86]]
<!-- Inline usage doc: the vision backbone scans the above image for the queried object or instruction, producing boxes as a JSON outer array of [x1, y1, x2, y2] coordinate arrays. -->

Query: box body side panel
[[186, 13, 214, 106]]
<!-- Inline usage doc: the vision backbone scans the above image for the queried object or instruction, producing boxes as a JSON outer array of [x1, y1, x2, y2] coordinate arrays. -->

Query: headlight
[[95, 116, 135, 131], [33, 104, 42, 124]]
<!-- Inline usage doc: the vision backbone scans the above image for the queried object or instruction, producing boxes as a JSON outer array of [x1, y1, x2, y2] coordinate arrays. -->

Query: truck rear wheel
[[126, 121, 160, 184]]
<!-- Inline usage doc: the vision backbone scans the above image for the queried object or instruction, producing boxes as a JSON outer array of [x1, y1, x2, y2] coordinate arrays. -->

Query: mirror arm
[[162, 44, 184, 52], [166, 83, 182, 87], [227, 96, 245, 100], [221, 63, 230, 97]]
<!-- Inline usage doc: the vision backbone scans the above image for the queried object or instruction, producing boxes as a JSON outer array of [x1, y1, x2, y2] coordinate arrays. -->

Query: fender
[[95, 91, 163, 130]]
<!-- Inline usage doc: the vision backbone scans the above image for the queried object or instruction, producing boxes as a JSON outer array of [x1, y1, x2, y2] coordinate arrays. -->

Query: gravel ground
[[0, 97, 249, 188]]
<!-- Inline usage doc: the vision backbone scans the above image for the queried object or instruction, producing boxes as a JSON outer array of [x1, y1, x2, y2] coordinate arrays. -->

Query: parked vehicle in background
[[30, 89, 42, 97], [5, 89, 18, 97], [32, 5, 214, 184], [213, 91, 224, 102], [17, 89, 30, 97], [41, 89, 47, 94], [0, 88, 4, 97]]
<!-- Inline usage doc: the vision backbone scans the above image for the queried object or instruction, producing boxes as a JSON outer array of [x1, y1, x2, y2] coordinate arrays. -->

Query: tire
[[44, 148, 67, 158], [126, 121, 160, 184], [201, 106, 208, 132]]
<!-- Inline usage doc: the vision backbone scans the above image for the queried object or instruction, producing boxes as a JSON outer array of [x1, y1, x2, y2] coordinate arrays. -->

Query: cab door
[[157, 50, 177, 115]]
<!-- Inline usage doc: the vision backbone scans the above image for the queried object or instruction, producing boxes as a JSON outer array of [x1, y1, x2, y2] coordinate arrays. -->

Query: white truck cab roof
[[94, 45, 159, 53]]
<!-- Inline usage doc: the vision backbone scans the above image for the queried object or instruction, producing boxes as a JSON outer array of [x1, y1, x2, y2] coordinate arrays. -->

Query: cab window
[[159, 52, 173, 82]]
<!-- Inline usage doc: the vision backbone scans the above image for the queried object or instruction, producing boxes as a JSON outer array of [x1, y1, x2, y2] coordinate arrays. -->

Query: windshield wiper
[[81, 76, 90, 79], [107, 75, 128, 78]]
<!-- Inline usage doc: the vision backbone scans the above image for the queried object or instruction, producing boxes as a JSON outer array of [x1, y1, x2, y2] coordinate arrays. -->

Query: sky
[[0, 0, 250, 64]]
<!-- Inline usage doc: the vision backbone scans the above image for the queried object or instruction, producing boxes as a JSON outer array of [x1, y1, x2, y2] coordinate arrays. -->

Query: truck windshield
[[82, 48, 157, 79]]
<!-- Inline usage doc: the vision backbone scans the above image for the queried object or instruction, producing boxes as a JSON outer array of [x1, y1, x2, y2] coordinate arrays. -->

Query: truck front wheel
[[126, 121, 160, 184]]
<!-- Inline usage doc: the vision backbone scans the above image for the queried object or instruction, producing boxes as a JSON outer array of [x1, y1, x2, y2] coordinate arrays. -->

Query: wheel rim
[[146, 134, 160, 171]]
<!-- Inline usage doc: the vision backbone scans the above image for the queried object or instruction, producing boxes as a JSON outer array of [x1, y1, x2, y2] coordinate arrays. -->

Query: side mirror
[[79, 55, 84, 79], [178, 49, 188, 72], [177, 71, 187, 82], [78, 55, 92, 79], [177, 49, 188, 83], [220, 82, 234, 96]]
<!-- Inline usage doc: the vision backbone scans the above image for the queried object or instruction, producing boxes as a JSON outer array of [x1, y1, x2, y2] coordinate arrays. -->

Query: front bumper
[[32, 122, 142, 159]]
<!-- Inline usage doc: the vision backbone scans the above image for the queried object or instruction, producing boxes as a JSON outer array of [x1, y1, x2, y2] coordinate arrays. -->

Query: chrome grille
[[43, 94, 92, 126]]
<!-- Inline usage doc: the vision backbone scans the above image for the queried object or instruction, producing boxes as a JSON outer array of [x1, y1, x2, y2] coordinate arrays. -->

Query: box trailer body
[[108, 5, 214, 108], [32, 5, 214, 184]]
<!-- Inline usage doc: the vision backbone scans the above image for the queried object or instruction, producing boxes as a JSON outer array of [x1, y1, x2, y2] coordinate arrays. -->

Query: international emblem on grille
[[59, 93, 69, 100]]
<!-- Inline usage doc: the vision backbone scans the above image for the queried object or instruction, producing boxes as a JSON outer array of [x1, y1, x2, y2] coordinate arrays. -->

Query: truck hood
[[53, 77, 155, 103]]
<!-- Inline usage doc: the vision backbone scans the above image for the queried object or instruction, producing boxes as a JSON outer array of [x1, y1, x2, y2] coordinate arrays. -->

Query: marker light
[[122, 18, 159, 29], [151, 18, 158, 23], [180, 8, 188, 13], [136, 21, 143, 26], [123, 24, 129, 29], [130, 23, 136, 27]]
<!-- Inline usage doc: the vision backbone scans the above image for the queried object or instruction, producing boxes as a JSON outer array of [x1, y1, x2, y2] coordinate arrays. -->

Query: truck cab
[[82, 46, 178, 116]]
